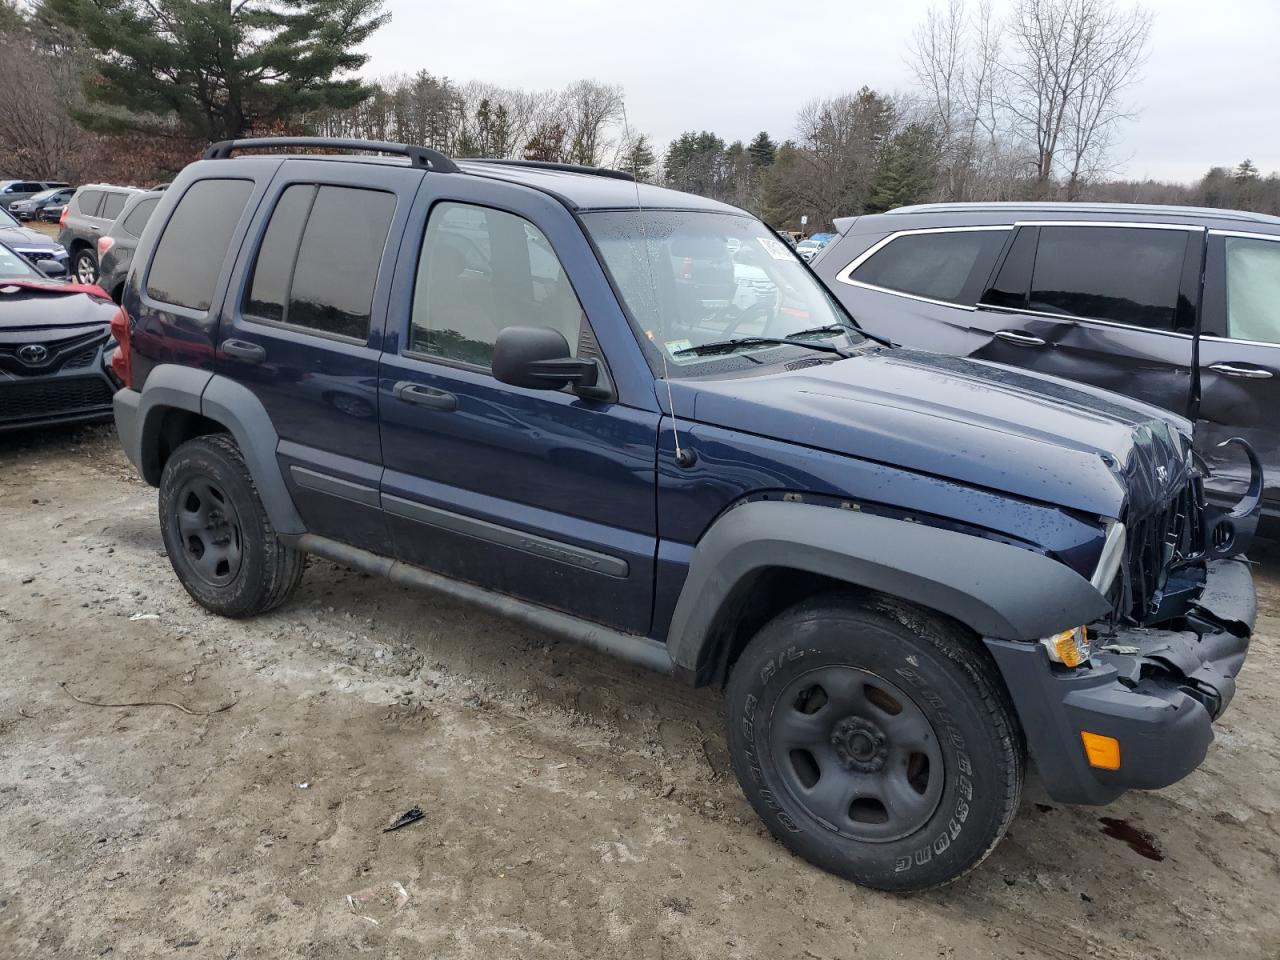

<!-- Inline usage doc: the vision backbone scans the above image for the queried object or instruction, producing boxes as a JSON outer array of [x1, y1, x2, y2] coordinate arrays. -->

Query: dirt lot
[[1, 426, 1278, 959]]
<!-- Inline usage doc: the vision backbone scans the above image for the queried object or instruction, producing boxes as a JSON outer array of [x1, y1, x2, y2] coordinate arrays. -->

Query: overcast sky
[[363, 0, 1280, 183]]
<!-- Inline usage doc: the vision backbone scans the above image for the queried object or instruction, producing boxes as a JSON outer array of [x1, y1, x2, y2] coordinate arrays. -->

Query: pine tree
[[621, 134, 656, 182], [39, 0, 389, 142], [747, 131, 776, 168]]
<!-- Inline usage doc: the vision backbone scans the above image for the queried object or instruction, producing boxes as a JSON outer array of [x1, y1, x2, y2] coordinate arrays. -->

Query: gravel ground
[[1, 424, 1278, 959]]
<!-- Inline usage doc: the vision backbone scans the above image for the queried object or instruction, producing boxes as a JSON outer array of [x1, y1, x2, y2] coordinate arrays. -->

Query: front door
[[969, 222, 1202, 417], [215, 159, 420, 549], [1197, 230, 1280, 514], [378, 180, 659, 635]]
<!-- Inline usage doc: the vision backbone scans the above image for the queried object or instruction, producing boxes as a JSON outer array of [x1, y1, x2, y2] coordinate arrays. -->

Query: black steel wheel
[[770, 666, 945, 844], [159, 434, 305, 618], [726, 592, 1024, 892], [174, 476, 244, 587]]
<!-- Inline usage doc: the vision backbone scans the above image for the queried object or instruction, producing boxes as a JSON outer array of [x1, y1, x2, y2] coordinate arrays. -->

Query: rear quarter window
[[146, 179, 253, 312], [99, 192, 128, 221], [121, 197, 159, 238], [75, 190, 103, 216], [845, 228, 1009, 305]]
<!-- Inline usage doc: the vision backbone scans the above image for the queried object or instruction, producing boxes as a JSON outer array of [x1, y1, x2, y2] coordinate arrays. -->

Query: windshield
[[29, 188, 60, 202], [0, 243, 39, 280], [583, 210, 862, 377], [0, 207, 18, 228]]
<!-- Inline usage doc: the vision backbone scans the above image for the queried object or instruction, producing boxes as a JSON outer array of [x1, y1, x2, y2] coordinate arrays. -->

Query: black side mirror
[[36, 259, 67, 278], [492, 325, 599, 392]]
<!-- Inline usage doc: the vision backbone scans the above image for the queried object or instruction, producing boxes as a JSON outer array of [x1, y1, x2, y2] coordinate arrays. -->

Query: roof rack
[[203, 137, 460, 174], [463, 158, 636, 182]]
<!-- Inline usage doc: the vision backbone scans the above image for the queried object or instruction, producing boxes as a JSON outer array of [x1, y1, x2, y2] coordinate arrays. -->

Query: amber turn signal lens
[[1080, 731, 1121, 770], [1050, 626, 1090, 668]]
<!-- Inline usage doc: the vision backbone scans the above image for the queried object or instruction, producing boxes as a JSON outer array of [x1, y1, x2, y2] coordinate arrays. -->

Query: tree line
[[2, 0, 1278, 232]]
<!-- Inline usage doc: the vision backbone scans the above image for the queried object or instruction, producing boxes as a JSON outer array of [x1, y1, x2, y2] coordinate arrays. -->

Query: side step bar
[[293, 534, 675, 676]]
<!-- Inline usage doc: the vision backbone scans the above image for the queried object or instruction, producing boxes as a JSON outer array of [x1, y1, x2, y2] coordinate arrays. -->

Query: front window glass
[[1225, 237, 1280, 344], [408, 201, 585, 367], [851, 229, 1007, 304], [582, 210, 860, 377], [0, 243, 39, 279]]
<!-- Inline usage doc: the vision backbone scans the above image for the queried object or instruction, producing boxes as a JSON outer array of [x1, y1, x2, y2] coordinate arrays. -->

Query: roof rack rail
[[203, 137, 460, 174], [463, 158, 636, 182]]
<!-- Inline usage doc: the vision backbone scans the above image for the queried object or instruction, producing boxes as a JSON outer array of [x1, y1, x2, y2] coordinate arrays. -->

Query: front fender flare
[[665, 501, 1110, 684]]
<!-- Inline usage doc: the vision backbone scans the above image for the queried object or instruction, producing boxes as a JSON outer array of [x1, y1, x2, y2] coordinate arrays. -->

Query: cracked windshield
[[583, 210, 861, 373]]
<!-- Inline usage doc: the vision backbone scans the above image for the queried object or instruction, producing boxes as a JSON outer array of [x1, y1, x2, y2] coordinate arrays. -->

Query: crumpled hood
[[675, 348, 1190, 519]]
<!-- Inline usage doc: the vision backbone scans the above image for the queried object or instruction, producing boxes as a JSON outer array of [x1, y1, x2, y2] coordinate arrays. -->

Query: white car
[[796, 238, 824, 261]]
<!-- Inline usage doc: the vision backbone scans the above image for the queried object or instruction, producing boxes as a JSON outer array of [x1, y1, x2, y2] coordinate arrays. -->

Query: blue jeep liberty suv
[[110, 138, 1259, 891]]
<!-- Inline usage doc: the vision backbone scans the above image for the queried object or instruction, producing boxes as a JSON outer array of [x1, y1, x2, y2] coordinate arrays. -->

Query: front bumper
[[0, 343, 117, 434], [986, 558, 1254, 805]]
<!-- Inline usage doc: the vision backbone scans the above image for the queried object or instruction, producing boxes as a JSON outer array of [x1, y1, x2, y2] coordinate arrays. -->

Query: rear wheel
[[74, 248, 98, 285], [159, 434, 305, 617], [725, 592, 1023, 892]]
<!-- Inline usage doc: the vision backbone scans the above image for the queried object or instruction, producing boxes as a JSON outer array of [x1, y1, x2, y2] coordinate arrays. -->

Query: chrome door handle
[[219, 338, 266, 363], [393, 381, 457, 411], [994, 330, 1046, 347], [1209, 362, 1273, 380]]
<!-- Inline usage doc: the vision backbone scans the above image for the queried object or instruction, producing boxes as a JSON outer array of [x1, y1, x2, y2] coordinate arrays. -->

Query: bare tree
[[0, 31, 93, 179], [560, 80, 624, 167], [1002, 0, 1151, 198]]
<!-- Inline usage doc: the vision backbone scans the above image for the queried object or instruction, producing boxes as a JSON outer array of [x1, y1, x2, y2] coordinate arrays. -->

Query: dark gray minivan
[[812, 202, 1277, 524]]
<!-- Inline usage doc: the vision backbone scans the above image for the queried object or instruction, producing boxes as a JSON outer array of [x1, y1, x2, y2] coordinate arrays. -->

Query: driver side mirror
[[492, 325, 600, 393], [36, 259, 67, 278]]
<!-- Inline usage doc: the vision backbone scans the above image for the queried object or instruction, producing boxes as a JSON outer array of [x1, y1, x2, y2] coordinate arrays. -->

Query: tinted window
[[1029, 226, 1188, 330], [146, 179, 253, 311], [76, 189, 103, 216], [287, 186, 395, 339], [121, 197, 159, 238], [850, 229, 1007, 304], [1225, 237, 1280, 344], [409, 202, 585, 367], [244, 185, 312, 322], [99, 192, 128, 221]]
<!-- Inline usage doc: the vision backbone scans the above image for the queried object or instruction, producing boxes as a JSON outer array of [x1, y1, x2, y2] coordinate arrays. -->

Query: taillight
[[109, 305, 132, 389], [59, 206, 69, 228], [98, 236, 115, 258]]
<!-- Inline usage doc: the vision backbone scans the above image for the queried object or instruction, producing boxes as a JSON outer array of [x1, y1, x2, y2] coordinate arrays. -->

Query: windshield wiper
[[673, 332, 854, 359]]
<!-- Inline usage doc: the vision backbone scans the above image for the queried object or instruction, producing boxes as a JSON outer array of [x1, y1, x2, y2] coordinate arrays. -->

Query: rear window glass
[[76, 190, 103, 216], [100, 192, 128, 221], [244, 184, 395, 340], [849, 229, 1008, 304], [146, 179, 253, 311], [121, 197, 159, 238], [1029, 226, 1188, 330]]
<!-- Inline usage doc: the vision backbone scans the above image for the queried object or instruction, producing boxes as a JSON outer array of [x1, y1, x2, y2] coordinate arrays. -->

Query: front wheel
[[725, 593, 1023, 892]]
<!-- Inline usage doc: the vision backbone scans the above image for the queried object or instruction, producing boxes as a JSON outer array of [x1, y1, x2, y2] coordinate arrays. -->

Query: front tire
[[725, 592, 1023, 892], [159, 434, 305, 617]]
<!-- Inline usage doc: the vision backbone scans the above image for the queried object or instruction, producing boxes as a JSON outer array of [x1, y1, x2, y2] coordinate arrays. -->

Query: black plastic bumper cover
[[986, 558, 1255, 805]]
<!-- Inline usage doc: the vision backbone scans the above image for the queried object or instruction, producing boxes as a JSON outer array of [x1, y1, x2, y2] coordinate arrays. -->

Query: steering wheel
[[717, 301, 772, 340]]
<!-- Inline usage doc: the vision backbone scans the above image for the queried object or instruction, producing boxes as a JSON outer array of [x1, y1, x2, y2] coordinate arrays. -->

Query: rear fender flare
[[665, 501, 1110, 685], [134, 365, 304, 535]]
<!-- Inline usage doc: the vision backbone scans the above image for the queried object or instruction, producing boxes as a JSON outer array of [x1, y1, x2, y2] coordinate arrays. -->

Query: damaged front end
[[987, 433, 1261, 806]]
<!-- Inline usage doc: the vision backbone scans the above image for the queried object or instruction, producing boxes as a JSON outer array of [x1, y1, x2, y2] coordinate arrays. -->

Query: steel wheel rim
[[768, 665, 945, 843], [174, 477, 244, 587], [76, 255, 95, 284]]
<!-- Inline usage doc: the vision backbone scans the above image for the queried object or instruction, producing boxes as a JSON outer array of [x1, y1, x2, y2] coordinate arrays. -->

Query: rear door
[[969, 222, 1201, 416], [377, 178, 660, 634], [1197, 230, 1280, 513], [216, 159, 420, 550]]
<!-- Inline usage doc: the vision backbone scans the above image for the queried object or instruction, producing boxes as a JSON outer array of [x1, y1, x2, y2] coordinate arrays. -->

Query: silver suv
[[57, 184, 143, 284]]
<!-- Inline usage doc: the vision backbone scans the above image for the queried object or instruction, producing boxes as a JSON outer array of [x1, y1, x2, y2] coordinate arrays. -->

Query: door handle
[[994, 330, 1047, 347], [393, 380, 457, 411], [219, 338, 266, 364], [1208, 362, 1273, 380]]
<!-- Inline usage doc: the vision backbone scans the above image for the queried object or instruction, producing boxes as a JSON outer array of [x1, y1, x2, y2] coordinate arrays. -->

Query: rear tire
[[725, 592, 1023, 892], [74, 248, 98, 285], [159, 434, 305, 617]]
